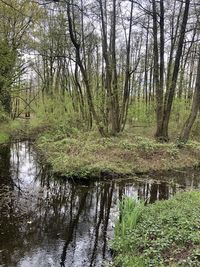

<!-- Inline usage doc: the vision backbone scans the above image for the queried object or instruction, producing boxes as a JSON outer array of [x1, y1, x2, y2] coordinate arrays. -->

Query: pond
[[0, 141, 200, 267]]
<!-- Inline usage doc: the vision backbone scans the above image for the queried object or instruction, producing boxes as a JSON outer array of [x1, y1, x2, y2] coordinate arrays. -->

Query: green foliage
[[171, 99, 191, 127], [0, 41, 16, 79], [0, 41, 16, 113], [0, 106, 9, 122], [127, 99, 200, 142], [0, 132, 9, 144], [135, 136, 159, 154], [119, 139, 137, 151], [36, 133, 130, 178], [115, 197, 144, 237], [166, 145, 180, 159], [0, 119, 23, 144], [128, 100, 155, 125], [23, 96, 200, 179], [191, 115, 200, 141], [32, 96, 87, 133], [112, 191, 200, 267], [187, 140, 200, 151], [119, 136, 161, 155], [35, 126, 200, 179], [113, 255, 146, 267]]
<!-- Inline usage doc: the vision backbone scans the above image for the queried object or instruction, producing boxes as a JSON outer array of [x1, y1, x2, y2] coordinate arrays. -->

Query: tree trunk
[[152, 0, 163, 139], [110, 0, 120, 134], [66, 0, 105, 136], [158, 0, 190, 141], [179, 50, 200, 143], [120, 0, 134, 131]]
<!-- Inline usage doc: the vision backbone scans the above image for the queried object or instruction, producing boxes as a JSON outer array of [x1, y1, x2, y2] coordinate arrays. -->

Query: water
[[0, 141, 200, 267]]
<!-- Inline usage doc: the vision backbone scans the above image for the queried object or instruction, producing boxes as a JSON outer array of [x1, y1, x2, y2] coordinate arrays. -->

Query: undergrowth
[[36, 129, 200, 179], [112, 191, 200, 267], [0, 119, 23, 144]]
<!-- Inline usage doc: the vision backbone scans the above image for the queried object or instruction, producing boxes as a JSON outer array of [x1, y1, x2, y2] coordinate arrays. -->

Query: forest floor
[[35, 131, 200, 179], [112, 191, 200, 267], [1, 118, 200, 179]]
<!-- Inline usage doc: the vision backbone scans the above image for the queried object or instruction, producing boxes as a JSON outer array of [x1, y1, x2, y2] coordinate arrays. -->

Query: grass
[[1, 113, 200, 178], [1, 98, 200, 177], [29, 99, 200, 179], [35, 129, 200, 179], [112, 191, 200, 267], [0, 119, 24, 144], [0, 132, 9, 144], [115, 197, 145, 238]]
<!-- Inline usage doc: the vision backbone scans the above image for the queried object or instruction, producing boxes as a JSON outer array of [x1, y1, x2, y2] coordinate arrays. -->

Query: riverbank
[[3, 140, 198, 267], [0, 119, 24, 144], [35, 129, 200, 179], [1, 119, 200, 266], [1, 118, 200, 179], [112, 191, 200, 267]]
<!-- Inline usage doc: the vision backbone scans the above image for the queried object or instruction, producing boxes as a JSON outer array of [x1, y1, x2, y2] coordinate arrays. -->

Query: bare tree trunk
[[66, 0, 105, 136], [158, 0, 190, 141], [152, 0, 163, 139], [144, 15, 150, 109], [179, 50, 200, 143], [120, 0, 134, 131], [99, 0, 112, 133], [165, 1, 183, 105], [110, 0, 120, 134]]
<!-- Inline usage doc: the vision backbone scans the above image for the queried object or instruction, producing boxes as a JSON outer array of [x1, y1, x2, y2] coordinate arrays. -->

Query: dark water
[[0, 141, 200, 267]]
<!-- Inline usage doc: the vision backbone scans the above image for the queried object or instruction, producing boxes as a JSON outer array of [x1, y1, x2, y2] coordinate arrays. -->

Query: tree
[[10, 0, 198, 142], [179, 48, 200, 143], [158, 0, 190, 141], [0, 0, 41, 114], [0, 41, 16, 113]]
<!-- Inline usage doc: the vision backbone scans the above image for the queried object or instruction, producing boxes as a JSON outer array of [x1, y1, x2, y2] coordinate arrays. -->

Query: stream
[[0, 141, 200, 267]]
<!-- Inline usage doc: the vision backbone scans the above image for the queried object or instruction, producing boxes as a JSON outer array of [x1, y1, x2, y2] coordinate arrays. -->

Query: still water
[[0, 141, 200, 267]]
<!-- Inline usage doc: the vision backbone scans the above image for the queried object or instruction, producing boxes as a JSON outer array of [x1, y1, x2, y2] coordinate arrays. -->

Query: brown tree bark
[[152, 0, 163, 139], [179, 49, 200, 143], [120, 0, 134, 131], [66, 0, 105, 136], [157, 0, 190, 141], [110, 0, 120, 134]]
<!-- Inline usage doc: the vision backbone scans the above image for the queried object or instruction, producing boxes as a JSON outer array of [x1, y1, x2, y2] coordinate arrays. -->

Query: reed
[[115, 197, 144, 237]]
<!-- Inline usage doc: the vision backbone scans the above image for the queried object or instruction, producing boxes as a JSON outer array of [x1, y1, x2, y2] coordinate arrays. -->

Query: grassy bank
[[35, 129, 200, 179], [0, 115, 200, 178], [112, 191, 200, 267], [0, 119, 25, 144]]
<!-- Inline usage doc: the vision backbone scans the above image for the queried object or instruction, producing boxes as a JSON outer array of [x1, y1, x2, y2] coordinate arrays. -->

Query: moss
[[112, 191, 200, 267]]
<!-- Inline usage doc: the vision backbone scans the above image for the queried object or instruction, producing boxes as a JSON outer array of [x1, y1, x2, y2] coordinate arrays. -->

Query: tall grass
[[115, 197, 144, 237]]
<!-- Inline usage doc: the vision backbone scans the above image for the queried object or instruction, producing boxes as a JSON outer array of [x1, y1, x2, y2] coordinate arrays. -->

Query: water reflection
[[0, 141, 200, 267]]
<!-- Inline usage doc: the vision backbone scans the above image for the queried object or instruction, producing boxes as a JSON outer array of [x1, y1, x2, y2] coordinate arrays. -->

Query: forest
[[0, 0, 200, 266], [0, 0, 199, 141]]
